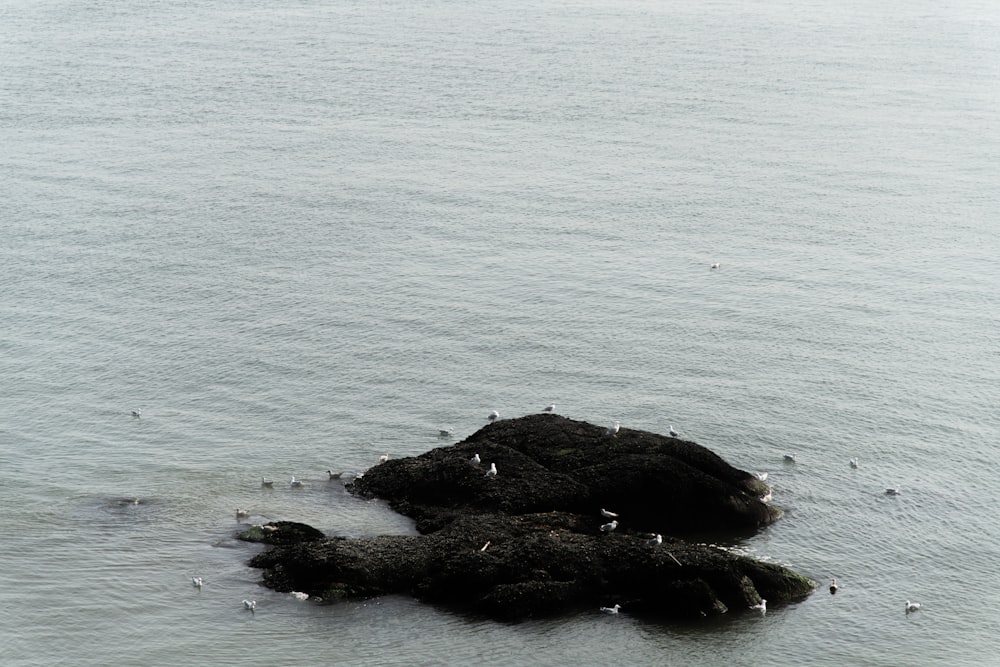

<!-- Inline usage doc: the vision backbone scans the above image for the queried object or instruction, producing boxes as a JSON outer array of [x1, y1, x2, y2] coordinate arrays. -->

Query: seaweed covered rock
[[243, 415, 811, 620], [352, 414, 776, 534]]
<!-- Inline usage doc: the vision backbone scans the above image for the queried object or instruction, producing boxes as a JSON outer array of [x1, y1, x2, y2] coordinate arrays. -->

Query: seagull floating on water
[[829, 579, 838, 594], [236, 508, 250, 520], [243, 599, 257, 612], [542, 403, 555, 414], [487, 410, 500, 423], [485, 462, 497, 478], [600, 508, 619, 519], [600, 520, 618, 533], [261, 476, 274, 487], [646, 534, 663, 547], [470, 453, 481, 465], [131, 409, 142, 417], [784, 454, 797, 463], [192, 577, 204, 589], [668, 424, 679, 437], [885, 487, 901, 496], [600, 604, 621, 614], [605, 420, 620, 438], [438, 429, 452, 438], [905, 600, 921, 613], [325, 470, 343, 480], [711, 263, 721, 269], [850, 457, 859, 468], [290, 477, 303, 487], [378, 453, 390, 464], [750, 599, 767, 614]]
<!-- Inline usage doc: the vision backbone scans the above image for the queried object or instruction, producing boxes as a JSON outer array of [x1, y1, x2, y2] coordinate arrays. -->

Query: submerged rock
[[242, 415, 811, 620]]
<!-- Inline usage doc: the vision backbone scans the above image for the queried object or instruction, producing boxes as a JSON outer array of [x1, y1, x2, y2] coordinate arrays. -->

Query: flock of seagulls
[[152, 404, 921, 621]]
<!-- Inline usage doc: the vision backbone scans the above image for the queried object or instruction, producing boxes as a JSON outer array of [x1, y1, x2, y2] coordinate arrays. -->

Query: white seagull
[[829, 579, 838, 594], [290, 477, 304, 487], [470, 453, 481, 465], [784, 454, 797, 463], [599, 520, 618, 533], [290, 591, 309, 601], [711, 263, 721, 269], [750, 599, 767, 614], [885, 487, 901, 496], [760, 490, 773, 503], [131, 409, 142, 417], [485, 462, 498, 478], [754, 472, 768, 482], [487, 410, 500, 422], [261, 476, 274, 487], [543, 404, 555, 414], [850, 457, 859, 468], [668, 424, 679, 437], [905, 600, 921, 613], [600, 508, 619, 519], [646, 534, 663, 547], [378, 453, 390, 464], [243, 599, 257, 612], [192, 577, 204, 589], [600, 604, 621, 614], [236, 508, 250, 520], [605, 420, 620, 438]]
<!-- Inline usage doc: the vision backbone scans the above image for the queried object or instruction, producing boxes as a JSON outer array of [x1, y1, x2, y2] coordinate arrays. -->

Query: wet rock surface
[[242, 415, 813, 620]]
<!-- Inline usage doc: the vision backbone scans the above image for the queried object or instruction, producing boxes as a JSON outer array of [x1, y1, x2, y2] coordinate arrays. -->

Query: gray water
[[2, 0, 999, 664]]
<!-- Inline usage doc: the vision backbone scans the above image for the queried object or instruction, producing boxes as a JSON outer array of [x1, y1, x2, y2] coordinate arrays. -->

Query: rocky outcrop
[[243, 415, 812, 620]]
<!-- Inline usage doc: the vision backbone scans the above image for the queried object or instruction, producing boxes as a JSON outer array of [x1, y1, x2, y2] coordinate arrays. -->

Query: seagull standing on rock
[[487, 410, 500, 423], [378, 453, 390, 464], [750, 599, 767, 614], [600, 604, 621, 614], [470, 453, 481, 465], [543, 404, 555, 414], [645, 534, 663, 547], [669, 424, 679, 437], [600, 520, 618, 533], [605, 421, 620, 438], [485, 462, 497, 478], [600, 508, 619, 519]]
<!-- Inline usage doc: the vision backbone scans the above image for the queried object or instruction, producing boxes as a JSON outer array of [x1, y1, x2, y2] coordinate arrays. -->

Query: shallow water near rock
[[2, 0, 999, 664]]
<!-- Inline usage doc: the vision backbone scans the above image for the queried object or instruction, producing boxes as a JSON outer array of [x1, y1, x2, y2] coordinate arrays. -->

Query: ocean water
[[2, 0, 999, 664]]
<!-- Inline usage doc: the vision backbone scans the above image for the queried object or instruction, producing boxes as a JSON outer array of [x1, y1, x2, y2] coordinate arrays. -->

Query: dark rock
[[244, 415, 813, 620]]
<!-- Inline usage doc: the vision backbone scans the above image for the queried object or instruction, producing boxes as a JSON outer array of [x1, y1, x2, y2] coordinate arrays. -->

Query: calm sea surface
[[2, 0, 999, 664]]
